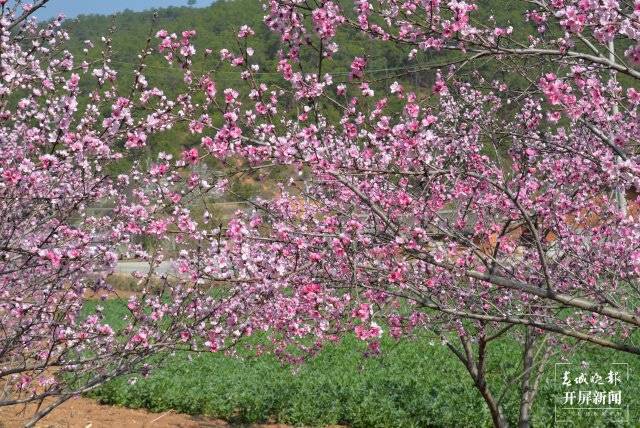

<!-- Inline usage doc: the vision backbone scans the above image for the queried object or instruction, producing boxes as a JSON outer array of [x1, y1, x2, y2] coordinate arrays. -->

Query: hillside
[[58, 0, 531, 200], [61, 0, 530, 92]]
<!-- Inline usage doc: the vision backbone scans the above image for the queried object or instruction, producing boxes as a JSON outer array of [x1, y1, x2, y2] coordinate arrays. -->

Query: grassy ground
[[85, 299, 640, 427]]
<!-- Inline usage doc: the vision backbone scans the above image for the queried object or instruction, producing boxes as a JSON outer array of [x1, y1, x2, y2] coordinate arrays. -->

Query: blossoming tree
[[164, 0, 640, 426], [3, 0, 640, 427], [0, 1, 249, 425]]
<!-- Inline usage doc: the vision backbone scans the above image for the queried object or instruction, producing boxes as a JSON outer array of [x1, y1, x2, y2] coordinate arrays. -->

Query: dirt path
[[0, 397, 290, 428]]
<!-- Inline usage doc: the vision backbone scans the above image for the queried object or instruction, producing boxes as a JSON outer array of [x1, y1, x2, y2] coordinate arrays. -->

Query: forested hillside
[[63, 0, 530, 84], [58, 0, 532, 200]]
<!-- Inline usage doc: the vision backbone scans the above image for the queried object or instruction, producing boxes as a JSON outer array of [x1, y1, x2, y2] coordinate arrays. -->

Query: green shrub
[[86, 301, 640, 427]]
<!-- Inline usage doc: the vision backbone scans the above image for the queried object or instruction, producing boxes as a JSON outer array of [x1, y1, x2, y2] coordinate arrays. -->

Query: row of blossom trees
[[2, 0, 640, 426]]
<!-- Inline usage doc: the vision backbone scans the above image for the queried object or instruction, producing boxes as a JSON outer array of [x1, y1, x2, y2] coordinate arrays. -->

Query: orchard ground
[[0, 397, 272, 427], [41, 298, 635, 428], [2, 277, 639, 426]]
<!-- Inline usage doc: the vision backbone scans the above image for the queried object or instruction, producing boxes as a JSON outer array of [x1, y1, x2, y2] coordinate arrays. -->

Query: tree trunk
[[518, 330, 553, 428], [518, 328, 535, 428], [476, 376, 510, 428], [447, 334, 510, 428]]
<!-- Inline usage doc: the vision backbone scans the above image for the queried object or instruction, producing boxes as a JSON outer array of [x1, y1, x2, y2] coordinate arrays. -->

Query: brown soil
[[0, 397, 290, 428]]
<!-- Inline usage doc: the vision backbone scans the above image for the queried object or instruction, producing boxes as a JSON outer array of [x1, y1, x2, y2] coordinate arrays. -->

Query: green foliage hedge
[[87, 301, 640, 427]]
